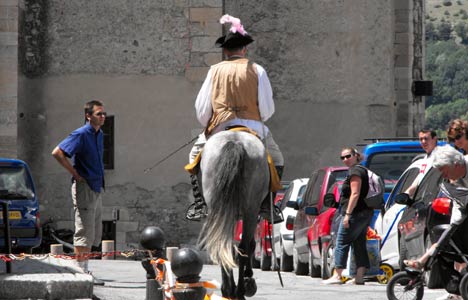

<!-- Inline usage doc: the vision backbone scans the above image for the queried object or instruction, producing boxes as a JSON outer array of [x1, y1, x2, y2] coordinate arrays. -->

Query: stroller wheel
[[377, 263, 394, 284], [459, 273, 468, 300]]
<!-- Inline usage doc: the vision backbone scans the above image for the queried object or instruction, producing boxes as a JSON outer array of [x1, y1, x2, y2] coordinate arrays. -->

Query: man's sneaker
[[87, 271, 105, 286], [185, 202, 208, 221], [259, 206, 284, 224]]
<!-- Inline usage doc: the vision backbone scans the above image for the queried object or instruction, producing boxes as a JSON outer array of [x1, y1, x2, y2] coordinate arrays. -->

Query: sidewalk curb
[[0, 273, 93, 299]]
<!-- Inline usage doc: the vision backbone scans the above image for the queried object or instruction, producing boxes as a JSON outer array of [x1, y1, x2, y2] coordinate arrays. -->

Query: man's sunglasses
[[340, 154, 353, 160], [94, 112, 107, 117]]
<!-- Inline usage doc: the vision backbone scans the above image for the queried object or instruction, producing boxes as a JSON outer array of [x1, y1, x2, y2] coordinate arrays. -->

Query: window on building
[[102, 115, 114, 169]]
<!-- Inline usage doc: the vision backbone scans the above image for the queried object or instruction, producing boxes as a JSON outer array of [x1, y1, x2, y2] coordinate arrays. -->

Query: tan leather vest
[[206, 57, 261, 135]]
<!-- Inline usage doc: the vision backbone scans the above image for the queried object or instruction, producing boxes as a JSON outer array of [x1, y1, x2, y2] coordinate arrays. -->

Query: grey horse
[[198, 130, 270, 299]]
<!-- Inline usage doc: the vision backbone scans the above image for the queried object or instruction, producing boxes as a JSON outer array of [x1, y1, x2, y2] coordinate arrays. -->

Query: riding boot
[[259, 166, 284, 224], [185, 174, 208, 221]]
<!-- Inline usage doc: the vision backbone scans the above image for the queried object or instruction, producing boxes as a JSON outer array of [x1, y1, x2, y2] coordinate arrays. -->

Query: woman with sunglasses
[[322, 147, 374, 285], [447, 119, 468, 154]]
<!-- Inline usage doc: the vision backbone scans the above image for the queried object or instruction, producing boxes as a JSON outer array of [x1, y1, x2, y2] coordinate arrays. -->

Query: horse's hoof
[[243, 277, 257, 297]]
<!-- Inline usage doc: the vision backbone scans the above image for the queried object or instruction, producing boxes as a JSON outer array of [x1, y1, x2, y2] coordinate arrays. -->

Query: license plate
[[0, 211, 21, 219]]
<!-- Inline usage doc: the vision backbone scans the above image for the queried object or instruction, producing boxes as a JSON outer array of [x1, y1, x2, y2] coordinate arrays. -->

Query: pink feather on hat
[[219, 14, 248, 36]]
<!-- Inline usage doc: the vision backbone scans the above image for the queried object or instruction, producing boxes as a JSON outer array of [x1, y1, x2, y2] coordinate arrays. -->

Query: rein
[[144, 135, 199, 173]]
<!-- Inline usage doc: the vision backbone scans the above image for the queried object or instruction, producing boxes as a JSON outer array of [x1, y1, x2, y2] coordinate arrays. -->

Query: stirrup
[[185, 202, 208, 221]]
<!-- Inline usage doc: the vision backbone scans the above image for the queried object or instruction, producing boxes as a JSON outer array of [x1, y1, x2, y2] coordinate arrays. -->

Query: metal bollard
[[140, 226, 166, 300], [101, 240, 114, 260], [171, 248, 205, 300]]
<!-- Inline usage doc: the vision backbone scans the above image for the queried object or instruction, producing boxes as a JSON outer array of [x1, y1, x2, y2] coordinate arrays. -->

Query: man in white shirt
[[186, 15, 284, 221]]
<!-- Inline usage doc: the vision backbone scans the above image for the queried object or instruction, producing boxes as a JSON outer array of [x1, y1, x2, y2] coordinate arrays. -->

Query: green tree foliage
[[454, 21, 468, 43], [426, 99, 468, 131], [426, 40, 468, 106], [438, 20, 453, 40]]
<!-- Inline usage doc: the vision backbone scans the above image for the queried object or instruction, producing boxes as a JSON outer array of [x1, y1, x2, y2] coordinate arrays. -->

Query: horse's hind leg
[[236, 219, 257, 299], [221, 266, 236, 299]]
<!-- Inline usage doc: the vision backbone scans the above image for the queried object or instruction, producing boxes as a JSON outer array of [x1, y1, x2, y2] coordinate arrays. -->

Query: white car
[[271, 178, 309, 272], [374, 156, 432, 272]]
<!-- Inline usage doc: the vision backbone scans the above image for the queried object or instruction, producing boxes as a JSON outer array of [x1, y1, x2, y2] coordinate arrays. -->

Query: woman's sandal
[[403, 259, 423, 270]]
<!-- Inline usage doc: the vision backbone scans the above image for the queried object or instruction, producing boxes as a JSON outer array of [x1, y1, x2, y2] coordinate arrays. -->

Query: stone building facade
[[0, 0, 427, 249]]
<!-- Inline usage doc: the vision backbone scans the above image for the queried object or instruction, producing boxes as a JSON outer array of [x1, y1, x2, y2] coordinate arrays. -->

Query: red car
[[251, 181, 290, 270], [287, 166, 348, 277]]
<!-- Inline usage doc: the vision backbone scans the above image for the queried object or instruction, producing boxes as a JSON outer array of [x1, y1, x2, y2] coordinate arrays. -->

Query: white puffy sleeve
[[255, 64, 275, 121], [195, 68, 213, 126]]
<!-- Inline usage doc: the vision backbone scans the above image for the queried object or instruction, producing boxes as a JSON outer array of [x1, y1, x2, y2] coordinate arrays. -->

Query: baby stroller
[[386, 182, 468, 300]]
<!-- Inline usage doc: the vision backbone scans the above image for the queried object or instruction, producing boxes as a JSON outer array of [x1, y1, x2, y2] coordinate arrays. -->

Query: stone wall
[[0, 0, 18, 158], [3, 0, 426, 249]]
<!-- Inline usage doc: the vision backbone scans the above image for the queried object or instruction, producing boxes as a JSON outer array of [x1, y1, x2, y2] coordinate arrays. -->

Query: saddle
[[184, 126, 282, 192]]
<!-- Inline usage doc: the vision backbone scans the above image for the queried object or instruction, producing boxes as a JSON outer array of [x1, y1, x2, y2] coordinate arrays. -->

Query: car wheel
[[293, 247, 308, 275], [321, 242, 334, 279], [260, 241, 271, 271], [424, 235, 443, 289], [280, 242, 293, 272], [308, 248, 321, 277]]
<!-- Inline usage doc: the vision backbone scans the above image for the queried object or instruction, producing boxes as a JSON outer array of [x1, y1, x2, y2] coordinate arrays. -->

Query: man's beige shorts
[[72, 180, 103, 248]]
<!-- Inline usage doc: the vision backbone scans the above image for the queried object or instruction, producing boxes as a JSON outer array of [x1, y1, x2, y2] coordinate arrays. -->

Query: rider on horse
[[186, 14, 284, 222]]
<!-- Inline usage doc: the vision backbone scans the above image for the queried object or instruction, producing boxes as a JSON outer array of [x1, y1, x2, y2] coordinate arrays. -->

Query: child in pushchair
[[387, 145, 468, 300]]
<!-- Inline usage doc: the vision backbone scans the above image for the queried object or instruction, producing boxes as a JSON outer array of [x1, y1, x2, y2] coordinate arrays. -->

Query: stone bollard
[[101, 240, 114, 260], [50, 244, 63, 255], [171, 248, 206, 300], [140, 226, 166, 300]]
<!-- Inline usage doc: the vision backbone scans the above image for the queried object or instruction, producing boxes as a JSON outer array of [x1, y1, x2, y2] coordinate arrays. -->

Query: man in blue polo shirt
[[52, 100, 106, 285]]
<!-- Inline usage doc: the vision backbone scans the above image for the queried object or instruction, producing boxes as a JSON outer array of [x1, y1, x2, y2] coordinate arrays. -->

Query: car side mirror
[[394, 193, 413, 206], [286, 200, 299, 210], [323, 193, 339, 208], [304, 206, 319, 216]]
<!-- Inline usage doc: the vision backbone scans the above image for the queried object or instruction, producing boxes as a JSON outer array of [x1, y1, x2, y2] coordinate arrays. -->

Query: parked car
[[373, 157, 429, 273], [0, 158, 41, 253], [394, 166, 447, 288], [287, 166, 348, 276], [360, 140, 428, 227], [249, 181, 290, 270], [271, 178, 309, 272]]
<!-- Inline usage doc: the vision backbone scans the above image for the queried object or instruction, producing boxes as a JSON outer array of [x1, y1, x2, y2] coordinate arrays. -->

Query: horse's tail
[[198, 140, 245, 271]]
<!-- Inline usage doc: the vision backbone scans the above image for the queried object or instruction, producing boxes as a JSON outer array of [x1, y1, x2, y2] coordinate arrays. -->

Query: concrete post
[[102, 240, 114, 260], [50, 244, 63, 255]]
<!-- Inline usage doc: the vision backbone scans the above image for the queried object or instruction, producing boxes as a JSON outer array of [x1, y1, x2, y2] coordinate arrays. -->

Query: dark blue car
[[0, 158, 41, 253]]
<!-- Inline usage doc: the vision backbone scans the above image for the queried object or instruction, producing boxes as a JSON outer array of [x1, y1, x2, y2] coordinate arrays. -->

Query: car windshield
[[0, 166, 35, 200], [367, 152, 422, 193]]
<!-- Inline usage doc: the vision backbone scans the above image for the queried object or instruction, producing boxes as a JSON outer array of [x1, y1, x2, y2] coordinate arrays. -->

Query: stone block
[[395, 54, 411, 68], [191, 35, 218, 52], [394, 67, 411, 79], [185, 66, 209, 82], [190, 7, 222, 23], [204, 52, 221, 66], [394, 0, 412, 10], [0, 32, 17, 46], [395, 32, 411, 45], [116, 221, 139, 232], [190, 0, 223, 8], [395, 9, 411, 23], [395, 22, 409, 33]]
